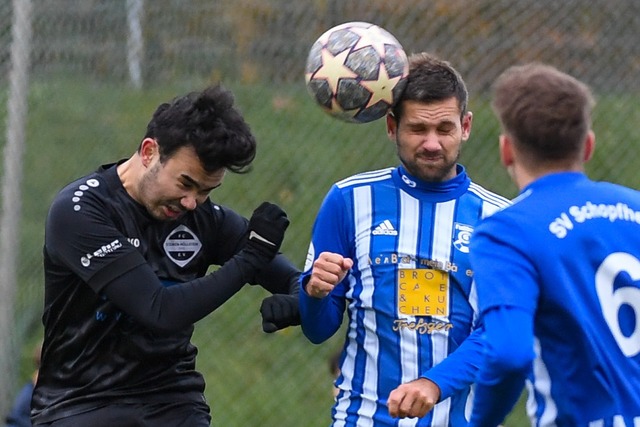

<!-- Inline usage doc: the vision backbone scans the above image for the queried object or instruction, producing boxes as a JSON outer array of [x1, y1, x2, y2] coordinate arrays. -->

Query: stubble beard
[[400, 150, 460, 183], [137, 163, 170, 221]]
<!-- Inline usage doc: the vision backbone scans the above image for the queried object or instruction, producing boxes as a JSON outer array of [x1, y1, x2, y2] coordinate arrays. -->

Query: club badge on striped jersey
[[453, 223, 473, 253]]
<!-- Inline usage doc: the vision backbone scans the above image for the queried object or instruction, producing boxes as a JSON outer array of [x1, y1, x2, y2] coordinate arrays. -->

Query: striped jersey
[[469, 172, 640, 426], [299, 165, 510, 426]]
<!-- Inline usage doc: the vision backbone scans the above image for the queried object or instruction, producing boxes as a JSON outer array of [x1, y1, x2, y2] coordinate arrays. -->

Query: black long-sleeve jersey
[[32, 162, 300, 424]]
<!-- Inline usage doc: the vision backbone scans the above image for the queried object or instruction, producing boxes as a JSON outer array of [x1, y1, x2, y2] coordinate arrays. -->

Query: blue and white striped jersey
[[469, 172, 640, 426], [300, 165, 510, 427]]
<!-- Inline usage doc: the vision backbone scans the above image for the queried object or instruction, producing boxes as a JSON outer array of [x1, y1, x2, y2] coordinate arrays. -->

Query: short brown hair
[[492, 63, 595, 162], [391, 52, 468, 120]]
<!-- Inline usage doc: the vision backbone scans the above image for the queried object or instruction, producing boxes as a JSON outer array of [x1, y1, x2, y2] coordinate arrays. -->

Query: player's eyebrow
[[180, 174, 221, 192]]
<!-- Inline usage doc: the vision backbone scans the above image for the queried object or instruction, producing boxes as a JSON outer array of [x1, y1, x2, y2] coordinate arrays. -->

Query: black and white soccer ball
[[305, 21, 409, 124]]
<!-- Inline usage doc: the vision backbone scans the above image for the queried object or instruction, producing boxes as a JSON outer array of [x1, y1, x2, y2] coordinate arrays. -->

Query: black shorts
[[37, 401, 211, 427]]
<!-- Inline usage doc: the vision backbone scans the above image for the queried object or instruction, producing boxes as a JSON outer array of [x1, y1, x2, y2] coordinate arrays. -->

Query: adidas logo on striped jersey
[[372, 219, 398, 236]]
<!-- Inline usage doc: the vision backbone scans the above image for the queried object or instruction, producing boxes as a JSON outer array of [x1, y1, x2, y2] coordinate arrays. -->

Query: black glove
[[244, 202, 290, 265], [260, 294, 301, 333]]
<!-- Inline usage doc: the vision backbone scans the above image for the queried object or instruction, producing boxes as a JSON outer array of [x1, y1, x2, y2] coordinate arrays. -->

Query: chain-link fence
[[1, 1, 639, 425]]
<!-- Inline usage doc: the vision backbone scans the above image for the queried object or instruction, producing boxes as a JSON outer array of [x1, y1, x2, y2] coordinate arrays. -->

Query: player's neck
[[515, 163, 585, 190], [116, 154, 143, 200]]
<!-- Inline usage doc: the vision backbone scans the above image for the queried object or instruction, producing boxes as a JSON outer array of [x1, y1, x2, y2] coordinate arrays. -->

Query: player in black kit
[[31, 85, 300, 426]]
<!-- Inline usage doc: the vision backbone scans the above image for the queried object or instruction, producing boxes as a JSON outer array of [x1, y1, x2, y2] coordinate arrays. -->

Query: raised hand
[[245, 202, 290, 263], [305, 252, 353, 299]]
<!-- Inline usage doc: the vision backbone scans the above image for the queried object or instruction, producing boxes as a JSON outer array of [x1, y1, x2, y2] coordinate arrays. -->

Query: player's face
[[387, 98, 472, 182], [138, 144, 225, 221]]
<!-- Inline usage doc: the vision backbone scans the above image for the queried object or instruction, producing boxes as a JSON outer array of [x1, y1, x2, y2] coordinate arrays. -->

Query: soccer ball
[[305, 21, 409, 124]]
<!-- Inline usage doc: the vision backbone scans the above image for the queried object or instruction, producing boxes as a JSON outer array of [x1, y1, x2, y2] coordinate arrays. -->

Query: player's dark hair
[[143, 84, 256, 173], [492, 63, 594, 162], [391, 52, 468, 120]]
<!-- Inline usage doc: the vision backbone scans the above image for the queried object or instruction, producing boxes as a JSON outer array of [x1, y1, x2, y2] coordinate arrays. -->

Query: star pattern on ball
[[350, 24, 399, 58], [360, 64, 402, 107], [312, 48, 358, 94], [330, 98, 359, 119], [305, 22, 409, 123], [315, 28, 334, 46]]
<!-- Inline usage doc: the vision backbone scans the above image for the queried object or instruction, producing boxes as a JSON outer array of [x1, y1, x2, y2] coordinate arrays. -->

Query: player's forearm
[[254, 253, 301, 295], [100, 252, 265, 333], [469, 306, 534, 425], [299, 284, 344, 343], [469, 375, 525, 427], [422, 327, 485, 400]]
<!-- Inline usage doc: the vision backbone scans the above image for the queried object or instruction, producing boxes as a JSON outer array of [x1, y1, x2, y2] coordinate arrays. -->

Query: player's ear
[[583, 130, 595, 162], [140, 138, 159, 167], [499, 134, 513, 168], [461, 111, 473, 141], [386, 112, 397, 141]]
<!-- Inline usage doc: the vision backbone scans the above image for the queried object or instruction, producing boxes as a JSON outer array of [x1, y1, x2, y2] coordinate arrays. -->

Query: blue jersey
[[300, 165, 510, 427], [469, 172, 640, 426]]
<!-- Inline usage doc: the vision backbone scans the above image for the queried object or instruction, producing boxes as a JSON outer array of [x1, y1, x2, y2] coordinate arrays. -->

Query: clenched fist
[[387, 378, 441, 419], [305, 252, 353, 299]]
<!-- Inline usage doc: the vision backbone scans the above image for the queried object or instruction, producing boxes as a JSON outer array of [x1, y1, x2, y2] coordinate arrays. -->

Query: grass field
[[8, 76, 639, 425]]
